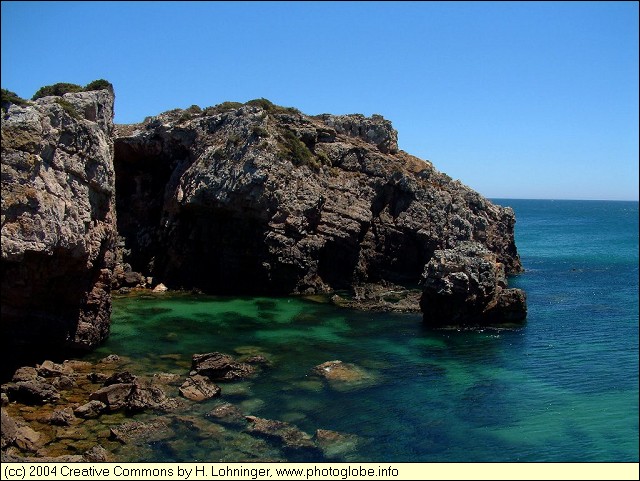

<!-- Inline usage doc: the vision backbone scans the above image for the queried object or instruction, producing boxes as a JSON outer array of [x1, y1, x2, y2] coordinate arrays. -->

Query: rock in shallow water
[[206, 402, 246, 427], [191, 352, 255, 381], [244, 416, 322, 457], [420, 241, 527, 328], [311, 360, 379, 391]]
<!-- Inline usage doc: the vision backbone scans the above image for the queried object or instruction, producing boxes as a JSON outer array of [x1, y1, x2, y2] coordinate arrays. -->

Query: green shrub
[[278, 129, 317, 168], [251, 126, 269, 138], [178, 112, 193, 123], [84, 79, 113, 91], [32, 82, 83, 100], [1, 88, 30, 111], [31, 79, 113, 100], [54, 98, 81, 119], [227, 133, 243, 147], [186, 104, 202, 115], [203, 102, 243, 115], [246, 98, 276, 111], [316, 150, 332, 166], [246, 98, 300, 115]]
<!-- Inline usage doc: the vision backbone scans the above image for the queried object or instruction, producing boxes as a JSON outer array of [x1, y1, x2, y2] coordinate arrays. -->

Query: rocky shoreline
[[1, 350, 372, 462]]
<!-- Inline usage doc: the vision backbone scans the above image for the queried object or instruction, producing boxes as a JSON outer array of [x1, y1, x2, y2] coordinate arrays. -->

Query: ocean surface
[[88, 199, 639, 462]]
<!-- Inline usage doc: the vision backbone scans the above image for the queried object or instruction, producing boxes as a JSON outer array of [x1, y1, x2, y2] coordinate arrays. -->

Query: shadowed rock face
[[1, 89, 117, 367], [114, 103, 524, 314]]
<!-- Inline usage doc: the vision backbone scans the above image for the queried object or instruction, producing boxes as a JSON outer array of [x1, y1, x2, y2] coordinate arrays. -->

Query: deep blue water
[[91, 199, 639, 462]]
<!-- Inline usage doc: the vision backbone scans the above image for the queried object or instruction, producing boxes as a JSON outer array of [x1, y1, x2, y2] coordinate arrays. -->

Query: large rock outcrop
[[114, 100, 525, 326], [1, 88, 117, 367], [420, 241, 527, 327], [1, 87, 526, 366]]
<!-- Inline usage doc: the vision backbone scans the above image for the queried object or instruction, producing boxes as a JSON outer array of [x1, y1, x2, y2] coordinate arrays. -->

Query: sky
[[1, 1, 638, 201]]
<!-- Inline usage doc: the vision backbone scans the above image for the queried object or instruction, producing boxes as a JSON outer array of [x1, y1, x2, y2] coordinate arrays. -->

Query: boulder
[[245, 416, 322, 457], [74, 400, 107, 419], [12, 366, 40, 382], [88, 381, 168, 412], [1, 409, 18, 449], [191, 352, 254, 381], [103, 371, 137, 386], [5, 380, 60, 404], [49, 407, 76, 426], [125, 383, 168, 412], [37, 360, 74, 378], [51, 375, 76, 391], [89, 383, 133, 411], [13, 424, 43, 452]]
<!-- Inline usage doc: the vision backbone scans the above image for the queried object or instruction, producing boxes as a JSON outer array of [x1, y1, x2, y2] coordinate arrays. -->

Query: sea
[[87, 199, 639, 462]]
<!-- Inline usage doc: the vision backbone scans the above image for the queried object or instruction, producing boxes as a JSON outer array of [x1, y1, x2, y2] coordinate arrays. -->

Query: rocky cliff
[[113, 99, 525, 325], [1, 88, 117, 366], [1, 88, 526, 369]]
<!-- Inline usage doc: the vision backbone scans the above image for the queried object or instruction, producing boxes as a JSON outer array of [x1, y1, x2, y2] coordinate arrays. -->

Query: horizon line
[[489, 197, 639, 202]]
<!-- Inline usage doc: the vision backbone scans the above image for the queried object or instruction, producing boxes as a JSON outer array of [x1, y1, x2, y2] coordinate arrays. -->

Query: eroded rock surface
[[420, 241, 527, 327], [1, 88, 117, 368]]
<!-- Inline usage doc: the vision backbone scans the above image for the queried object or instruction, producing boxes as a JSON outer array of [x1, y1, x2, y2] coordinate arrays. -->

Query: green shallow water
[[83, 200, 638, 462]]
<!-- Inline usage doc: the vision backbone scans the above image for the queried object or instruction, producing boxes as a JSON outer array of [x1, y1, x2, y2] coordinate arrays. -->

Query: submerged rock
[[109, 419, 172, 445], [245, 415, 322, 457], [206, 402, 247, 427], [83, 444, 110, 462], [314, 429, 360, 460], [312, 360, 379, 391], [178, 375, 221, 402]]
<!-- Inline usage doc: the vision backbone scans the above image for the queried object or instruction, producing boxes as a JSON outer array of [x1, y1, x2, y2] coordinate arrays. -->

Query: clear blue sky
[[2, 1, 638, 201]]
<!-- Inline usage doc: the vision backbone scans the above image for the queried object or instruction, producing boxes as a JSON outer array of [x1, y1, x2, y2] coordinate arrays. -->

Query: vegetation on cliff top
[[31, 79, 113, 100], [1, 88, 30, 112]]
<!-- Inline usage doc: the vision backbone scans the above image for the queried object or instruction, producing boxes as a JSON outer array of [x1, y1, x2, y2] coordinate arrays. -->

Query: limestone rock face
[[420, 241, 527, 327], [114, 102, 524, 320], [1, 89, 116, 361]]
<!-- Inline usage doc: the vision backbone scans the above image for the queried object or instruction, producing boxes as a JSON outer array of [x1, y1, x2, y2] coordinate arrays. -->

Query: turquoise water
[[89, 200, 639, 462]]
